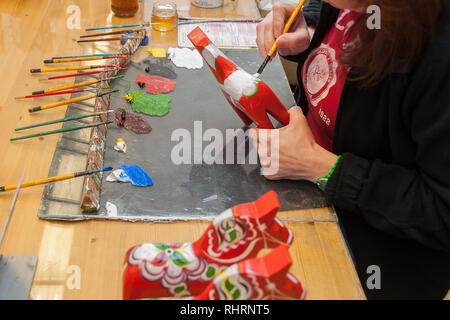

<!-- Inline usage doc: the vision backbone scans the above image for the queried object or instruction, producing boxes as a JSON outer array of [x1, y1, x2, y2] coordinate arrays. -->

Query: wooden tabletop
[[0, 0, 365, 300]]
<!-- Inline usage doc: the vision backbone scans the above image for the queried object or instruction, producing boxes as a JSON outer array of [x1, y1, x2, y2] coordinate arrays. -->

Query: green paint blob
[[124, 83, 130, 93], [130, 90, 171, 116]]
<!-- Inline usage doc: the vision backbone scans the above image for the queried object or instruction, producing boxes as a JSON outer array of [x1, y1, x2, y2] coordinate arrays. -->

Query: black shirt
[[285, 0, 450, 299]]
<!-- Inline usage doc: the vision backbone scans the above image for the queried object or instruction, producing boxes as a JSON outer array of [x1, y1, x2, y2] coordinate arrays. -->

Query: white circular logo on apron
[[302, 44, 338, 107]]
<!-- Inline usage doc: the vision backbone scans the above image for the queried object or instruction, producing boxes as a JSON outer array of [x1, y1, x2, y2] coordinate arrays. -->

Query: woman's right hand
[[256, 2, 311, 58]]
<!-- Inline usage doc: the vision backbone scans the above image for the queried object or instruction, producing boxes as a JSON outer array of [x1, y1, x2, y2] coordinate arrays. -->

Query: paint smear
[[142, 59, 177, 79], [135, 75, 176, 94], [106, 166, 153, 187], [114, 108, 152, 134], [168, 47, 203, 69], [107, 169, 130, 183], [113, 138, 127, 153], [130, 91, 171, 117], [147, 47, 167, 58], [121, 165, 153, 187], [106, 202, 118, 217]]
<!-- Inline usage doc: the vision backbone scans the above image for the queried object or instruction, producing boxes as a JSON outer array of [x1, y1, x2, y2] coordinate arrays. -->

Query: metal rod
[[0, 174, 24, 249]]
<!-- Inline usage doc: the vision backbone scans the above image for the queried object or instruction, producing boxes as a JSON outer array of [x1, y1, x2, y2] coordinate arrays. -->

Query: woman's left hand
[[250, 107, 338, 182]]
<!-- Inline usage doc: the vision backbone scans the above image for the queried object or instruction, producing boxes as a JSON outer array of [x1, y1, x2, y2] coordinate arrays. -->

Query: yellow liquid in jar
[[111, 0, 139, 17], [151, 9, 178, 31]]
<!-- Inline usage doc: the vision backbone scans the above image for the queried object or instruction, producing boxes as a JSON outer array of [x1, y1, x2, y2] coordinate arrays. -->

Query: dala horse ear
[[240, 245, 305, 300], [253, 191, 294, 247], [233, 191, 293, 247], [233, 190, 280, 222], [241, 244, 306, 300]]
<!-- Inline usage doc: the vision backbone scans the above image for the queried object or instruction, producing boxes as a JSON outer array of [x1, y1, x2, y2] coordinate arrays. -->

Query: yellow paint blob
[[147, 48, 167, 58]]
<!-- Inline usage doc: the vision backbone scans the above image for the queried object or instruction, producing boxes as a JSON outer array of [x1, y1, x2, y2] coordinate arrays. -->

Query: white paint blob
[[105, 202, 118, 217], [113, 138, 127, 153], [222, 70, 259, 101], [168, 47, 203, 69], [106, 169, 131, 183]]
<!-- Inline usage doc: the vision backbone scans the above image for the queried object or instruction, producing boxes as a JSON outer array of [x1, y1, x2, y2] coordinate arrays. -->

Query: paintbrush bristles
[[256, 56, 271, 77]]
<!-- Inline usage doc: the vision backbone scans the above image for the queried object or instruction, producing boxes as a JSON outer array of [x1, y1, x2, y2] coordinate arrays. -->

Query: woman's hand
[[250, 107, 338, 182], [256, 2, 311, 58]]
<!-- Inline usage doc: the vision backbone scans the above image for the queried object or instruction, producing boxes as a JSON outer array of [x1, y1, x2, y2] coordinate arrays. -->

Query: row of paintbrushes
[[6, 26, 145, 187], [15, 25, 148, 141], [67, 17, 264, 43], [14, 52, 129, 141]]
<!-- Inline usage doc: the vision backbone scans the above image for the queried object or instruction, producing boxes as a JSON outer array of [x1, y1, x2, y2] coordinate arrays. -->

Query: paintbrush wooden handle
[[0, 166, 112, 192], [0, 174, 76, 191], [32, 80, 99, 95], [85, 24, 141, 31], [10, 121, 111, 141], [10, 124, 85, 141], [15, 114, 88, 131], [45, 56, 125, 63], [268, 0, 306, 57], [15, 111, 111, 131], [47, 70, 105, 80], [30, 66, 95, 73], [24, 89, 85, 98], [46, 56, 105, 63], [28, 93, 97, 112]]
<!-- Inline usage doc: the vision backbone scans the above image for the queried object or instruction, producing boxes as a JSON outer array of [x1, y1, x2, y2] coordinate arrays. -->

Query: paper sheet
[[178, 22, 258, 48]]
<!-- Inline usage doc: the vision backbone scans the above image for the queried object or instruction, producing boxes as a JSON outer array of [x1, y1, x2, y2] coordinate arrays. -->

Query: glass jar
[[191, 0, 224, 9], [151, 1, 178, 32], [111, 0, 139, 17]]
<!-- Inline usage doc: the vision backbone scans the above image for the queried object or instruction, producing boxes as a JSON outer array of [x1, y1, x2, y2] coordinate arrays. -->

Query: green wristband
[[316, 155, 341, 192]]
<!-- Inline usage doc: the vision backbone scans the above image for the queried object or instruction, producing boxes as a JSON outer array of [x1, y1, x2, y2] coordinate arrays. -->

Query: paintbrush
[[0, 167, 113, 191], [16, 75, 123, 98], [28, 90, 119, 113], [85, 24, 144, 31], [44, 55, 127, 64], [15, 110, 114, 131], [254, 0, 306, 78], [30, 65, 119, 73], [10, 121, 113, 141], [177, 17, 263, 24], [79, 29, 146, 38], [84, 19, 263, 31], [15, 88, 110, 99], [77, 36, 142, 43], [51, 54, 115, 59], [45, 68, 128, 80]]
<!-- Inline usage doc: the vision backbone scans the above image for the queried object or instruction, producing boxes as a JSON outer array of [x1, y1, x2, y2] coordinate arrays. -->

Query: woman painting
[[254, 0, 450, 299]]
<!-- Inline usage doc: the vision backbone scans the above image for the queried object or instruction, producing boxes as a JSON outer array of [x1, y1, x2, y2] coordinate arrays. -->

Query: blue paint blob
[[120, 165, 153, 187]]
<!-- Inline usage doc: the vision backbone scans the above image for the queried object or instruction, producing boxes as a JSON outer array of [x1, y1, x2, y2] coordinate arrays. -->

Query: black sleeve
[[303, 0, 322, 26], [325, 21, 450, 252]]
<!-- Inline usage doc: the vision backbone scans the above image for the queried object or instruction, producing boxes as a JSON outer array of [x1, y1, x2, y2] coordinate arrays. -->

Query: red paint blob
[[135, 75, 176, 94], [114, 108, 152, 134]]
